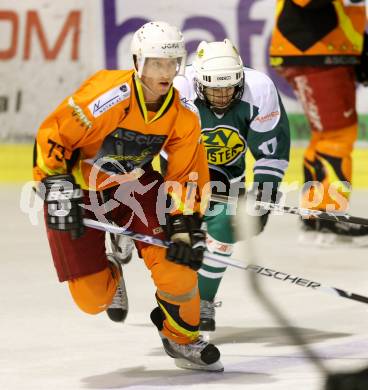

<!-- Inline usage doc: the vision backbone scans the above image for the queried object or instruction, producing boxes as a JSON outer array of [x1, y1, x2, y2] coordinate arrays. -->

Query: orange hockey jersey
[[270, 0, 366, 66], [33, 69, 209, 214]]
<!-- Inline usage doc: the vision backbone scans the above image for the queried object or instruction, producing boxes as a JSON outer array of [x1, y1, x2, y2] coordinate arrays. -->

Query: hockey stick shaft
[[83, 218, 368, 306], [211, 194, 368, 227]]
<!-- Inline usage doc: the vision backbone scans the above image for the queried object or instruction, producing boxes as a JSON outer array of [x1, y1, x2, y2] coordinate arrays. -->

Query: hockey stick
[[84, 217, 368, 306], [211, 193, 368, 227]]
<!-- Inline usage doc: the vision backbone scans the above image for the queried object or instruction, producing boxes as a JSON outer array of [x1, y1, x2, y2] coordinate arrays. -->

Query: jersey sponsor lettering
[[121, 130, 166, 145], [255, 111, 279, 123], [202, 126, 246, 166], [206, 236, 233, 255], [179, 97, 200, 118], [68, 97, 92, 129], [88, 83, 130, 118], [93, 128, 167, 173]]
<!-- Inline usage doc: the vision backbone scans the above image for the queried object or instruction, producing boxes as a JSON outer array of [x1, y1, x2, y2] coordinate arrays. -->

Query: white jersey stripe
[[198, 269, 226, 279], [253, 169, 284, 179], [254, 158, 289, 172]]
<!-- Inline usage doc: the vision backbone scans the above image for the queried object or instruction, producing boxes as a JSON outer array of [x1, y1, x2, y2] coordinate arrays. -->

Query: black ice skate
[[151, 307, 223, 372], [299, 218, 368, 247], [106, 255, 129, 322]]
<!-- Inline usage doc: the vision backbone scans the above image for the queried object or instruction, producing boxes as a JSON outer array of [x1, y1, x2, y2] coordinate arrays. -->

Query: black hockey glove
[[42, 174, 85, 239], [355, 32, 368, 87], [246, 184, 282, 236], [165, 213, 206, 271]]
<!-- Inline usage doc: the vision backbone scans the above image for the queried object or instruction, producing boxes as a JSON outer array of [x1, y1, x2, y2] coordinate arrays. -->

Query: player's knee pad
[[68, 267, 119, 314], [142, 245, 197, 295], [301, 153, 351, 211], [316, 152, 352, 185], [303, 123, 357, 186], [316, 123, 357, 157]]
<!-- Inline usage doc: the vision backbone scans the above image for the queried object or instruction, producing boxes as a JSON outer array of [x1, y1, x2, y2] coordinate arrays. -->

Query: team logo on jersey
[[92, 128, 167, 173], [202, 126, 246, 165]]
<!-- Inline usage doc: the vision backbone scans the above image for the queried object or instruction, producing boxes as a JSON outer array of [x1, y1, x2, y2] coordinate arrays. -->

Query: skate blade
[[298, 231, 368, 248], [352, 237, 368, 248], [297, 231, 317, 246], [315, 233, 368, 248], [174, 358, 224, 372]]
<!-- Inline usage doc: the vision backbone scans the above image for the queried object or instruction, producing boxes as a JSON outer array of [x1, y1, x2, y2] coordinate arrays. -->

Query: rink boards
[[2, 143, 367, 188]]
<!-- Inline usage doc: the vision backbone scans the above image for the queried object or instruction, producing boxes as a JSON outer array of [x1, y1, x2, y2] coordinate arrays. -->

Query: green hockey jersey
[[173, 65, 290, 193]]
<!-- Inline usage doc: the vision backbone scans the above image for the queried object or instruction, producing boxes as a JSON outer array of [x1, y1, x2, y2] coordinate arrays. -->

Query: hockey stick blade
[[211, 194, 368, 227], [83, 218, 368, 306]]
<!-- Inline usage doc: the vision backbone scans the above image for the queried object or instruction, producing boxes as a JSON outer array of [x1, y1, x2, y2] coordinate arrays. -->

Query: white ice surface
[[1, 185, 368, 390]]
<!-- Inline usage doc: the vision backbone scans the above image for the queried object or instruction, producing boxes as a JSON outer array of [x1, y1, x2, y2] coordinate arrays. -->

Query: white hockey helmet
[[193, 39, 244, 88], [131, 21, 187, 77], [192, 39, 244, 108]]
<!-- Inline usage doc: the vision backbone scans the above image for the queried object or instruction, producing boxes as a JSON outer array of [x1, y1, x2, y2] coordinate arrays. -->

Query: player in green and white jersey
[[173, 39, 291, 331]]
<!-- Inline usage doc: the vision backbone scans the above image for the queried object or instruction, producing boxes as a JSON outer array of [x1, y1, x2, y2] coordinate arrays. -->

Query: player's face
[[204, 86, 235, 109], [141, 58, 179, 97]]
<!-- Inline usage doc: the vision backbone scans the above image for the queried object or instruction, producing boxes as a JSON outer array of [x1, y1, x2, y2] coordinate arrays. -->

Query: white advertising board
[[0, 0, 367, 141]]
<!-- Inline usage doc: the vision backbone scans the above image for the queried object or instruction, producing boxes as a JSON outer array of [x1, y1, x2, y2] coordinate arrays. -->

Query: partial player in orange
[[33, 21, 222, 371], [270, 0, 368, 245]]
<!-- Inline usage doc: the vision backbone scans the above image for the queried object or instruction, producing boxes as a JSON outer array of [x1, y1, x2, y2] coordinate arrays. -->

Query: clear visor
[[139, 57, 184, 78], [204, 86, 235, 108]]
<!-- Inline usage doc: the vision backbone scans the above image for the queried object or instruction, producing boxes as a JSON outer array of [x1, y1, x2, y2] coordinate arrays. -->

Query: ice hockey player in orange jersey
[[33, 21, 223, 371], [270, 0, 368, 246]]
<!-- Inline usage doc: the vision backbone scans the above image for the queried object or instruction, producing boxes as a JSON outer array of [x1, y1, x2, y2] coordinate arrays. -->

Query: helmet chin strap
[[135, 74, 167, 104], [136, 75, 156, 95]]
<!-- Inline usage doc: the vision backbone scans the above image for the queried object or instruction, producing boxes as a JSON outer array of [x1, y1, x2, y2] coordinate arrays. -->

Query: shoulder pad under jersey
[[179, 95, 200, 117], [242, 67, 281, 133], [84, 70, 132, 118]]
